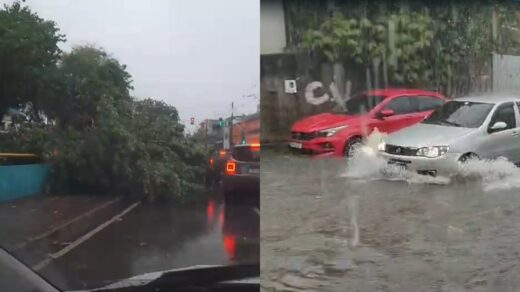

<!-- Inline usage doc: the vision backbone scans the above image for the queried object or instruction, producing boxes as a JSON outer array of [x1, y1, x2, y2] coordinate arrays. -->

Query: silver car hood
[[385, 123, 476, 147]]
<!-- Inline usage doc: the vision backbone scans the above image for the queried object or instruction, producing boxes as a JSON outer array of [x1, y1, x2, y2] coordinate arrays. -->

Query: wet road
[[261, 151, 520, 292], [1, 188, 259, 291]]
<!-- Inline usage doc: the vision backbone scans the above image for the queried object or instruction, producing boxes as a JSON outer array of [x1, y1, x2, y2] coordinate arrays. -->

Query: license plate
[[289, 142, 302, 149], [388, 162, 408, 172], [248, 168, 260, 174]]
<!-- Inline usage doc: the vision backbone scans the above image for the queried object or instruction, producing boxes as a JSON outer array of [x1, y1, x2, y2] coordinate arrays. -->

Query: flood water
[[261, 146, 520, 291]]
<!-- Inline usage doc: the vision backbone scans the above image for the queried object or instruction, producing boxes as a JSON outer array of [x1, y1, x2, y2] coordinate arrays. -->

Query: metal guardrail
[[0, 153, 39, 158], [0, 153, 42, 166]]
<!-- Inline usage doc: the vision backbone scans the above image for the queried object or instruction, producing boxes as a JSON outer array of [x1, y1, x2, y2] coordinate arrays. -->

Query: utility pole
[[229, 102, 234, 148], [204, 119, 208, 151]]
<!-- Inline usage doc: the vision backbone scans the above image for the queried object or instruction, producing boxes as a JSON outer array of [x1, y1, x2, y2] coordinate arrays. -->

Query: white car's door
[[480, 102, 520, 162]]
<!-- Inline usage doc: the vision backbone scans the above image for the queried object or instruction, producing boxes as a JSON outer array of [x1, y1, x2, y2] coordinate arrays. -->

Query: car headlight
[[317, 125, 348, 137], [378, 141, 386, 152], [416, 146, 449, 158]]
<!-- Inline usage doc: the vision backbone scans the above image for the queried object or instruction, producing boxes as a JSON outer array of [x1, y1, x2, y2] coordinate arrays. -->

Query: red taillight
[[219, 150, 227, 157], [250, 144, 260, 152], [223, 235, 236, 259], [226, 161, 237, 175], [207, 200, 215, 221], [209, 158, 215, 168]]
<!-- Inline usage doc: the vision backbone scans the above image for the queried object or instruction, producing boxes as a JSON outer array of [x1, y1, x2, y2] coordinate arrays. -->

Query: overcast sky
[[1, 0, 259, 132]]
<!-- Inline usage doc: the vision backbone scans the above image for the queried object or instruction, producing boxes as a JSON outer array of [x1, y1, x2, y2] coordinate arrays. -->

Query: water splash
[[341, 130, 520, 190], [458, 157, 520, 192]]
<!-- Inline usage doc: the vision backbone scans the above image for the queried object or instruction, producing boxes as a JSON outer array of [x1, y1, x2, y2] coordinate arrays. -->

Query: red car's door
[[371, 95, 445, 134], [371, 96, 417, 134]]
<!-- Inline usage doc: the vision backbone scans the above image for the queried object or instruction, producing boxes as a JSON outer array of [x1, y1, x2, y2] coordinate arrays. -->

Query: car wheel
[[344, 137, 363, 158], [459, 153, 479, 163]]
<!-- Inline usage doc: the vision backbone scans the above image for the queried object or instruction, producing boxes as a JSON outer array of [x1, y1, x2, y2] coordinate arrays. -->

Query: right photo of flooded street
[[260, 0, 520, 291]]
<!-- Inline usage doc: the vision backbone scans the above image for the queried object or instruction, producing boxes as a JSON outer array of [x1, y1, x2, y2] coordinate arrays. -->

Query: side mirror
[[489, 121, 507, 132], [377, 109, 395, 119]]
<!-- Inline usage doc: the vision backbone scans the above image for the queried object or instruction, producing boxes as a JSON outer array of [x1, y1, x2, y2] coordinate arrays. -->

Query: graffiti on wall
[[303, 80, 352, 106]]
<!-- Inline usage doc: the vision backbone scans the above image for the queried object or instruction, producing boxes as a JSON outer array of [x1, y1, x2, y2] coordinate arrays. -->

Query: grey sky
[[1, 0, 259, 132]]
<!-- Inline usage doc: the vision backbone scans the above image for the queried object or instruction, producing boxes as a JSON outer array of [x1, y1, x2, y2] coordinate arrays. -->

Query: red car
[[289, 88, 447, 157]]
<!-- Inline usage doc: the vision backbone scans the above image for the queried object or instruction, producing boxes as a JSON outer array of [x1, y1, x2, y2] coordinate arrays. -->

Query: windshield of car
[[233, 146, 260, 162], [422, 100, 494, 128], [0, 1, 258, 291], [341, 94, 386, 115]]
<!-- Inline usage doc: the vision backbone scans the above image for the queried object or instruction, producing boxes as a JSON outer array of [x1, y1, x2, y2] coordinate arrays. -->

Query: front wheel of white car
[[458, 153, 479, 163]]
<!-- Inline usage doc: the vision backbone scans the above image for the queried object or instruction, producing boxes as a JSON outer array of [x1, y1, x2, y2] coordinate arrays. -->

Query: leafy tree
[[302, 10, 434, 87], [297, 1, 519, 96], [0, 1, 65, 117], [0, 3, 208, 201], [54, 46, 133, 129]]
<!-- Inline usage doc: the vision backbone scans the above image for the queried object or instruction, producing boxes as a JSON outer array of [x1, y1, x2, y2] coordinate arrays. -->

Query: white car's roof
[[454, 94, 520, 104]]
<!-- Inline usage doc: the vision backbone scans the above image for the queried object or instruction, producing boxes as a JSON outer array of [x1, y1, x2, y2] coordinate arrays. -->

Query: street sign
[[284, 80, 297, 93]]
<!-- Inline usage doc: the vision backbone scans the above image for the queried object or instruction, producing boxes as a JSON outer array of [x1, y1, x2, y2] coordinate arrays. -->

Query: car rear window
[[232, 146, 260, 162]]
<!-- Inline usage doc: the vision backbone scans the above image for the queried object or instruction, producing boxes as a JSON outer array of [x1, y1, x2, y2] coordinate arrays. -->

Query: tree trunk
[[383, 52, 389, 88], [373, 58, 381, 90]]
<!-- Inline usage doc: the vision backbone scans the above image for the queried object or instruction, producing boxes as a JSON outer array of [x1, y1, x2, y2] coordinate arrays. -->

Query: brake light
[[226, 161, 237, 175], [219, 150, 227, 157], [250, 144, 260, 151], [223, 235, 236, 259], [209, 158, 215, 168], [207, 200, 215, 224]]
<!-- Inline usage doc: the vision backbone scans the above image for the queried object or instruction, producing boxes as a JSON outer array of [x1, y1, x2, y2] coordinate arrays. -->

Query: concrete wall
[[493, 54, 520, 93], [261, 0, 286, 55], [260, 53, 369, 143], [0, 164, 49, 202]]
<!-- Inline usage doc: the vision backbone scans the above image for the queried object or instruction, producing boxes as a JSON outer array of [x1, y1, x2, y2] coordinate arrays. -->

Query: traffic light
[[190, 117, 195, 125], [213, 118, 224, 131]]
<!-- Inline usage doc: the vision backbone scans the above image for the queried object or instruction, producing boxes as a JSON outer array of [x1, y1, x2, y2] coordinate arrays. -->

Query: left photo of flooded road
[[0, 0, 260, 291]]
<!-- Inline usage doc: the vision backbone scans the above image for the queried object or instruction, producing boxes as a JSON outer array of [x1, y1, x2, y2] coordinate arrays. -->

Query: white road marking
[[32, 201, 141, 271], [14, 197, 122, 250]]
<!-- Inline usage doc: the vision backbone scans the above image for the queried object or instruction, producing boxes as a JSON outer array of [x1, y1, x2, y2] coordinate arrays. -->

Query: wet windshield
[[422, 100, 494, 128], [0, 1, 259, 291], [342, 94, 385, 115]]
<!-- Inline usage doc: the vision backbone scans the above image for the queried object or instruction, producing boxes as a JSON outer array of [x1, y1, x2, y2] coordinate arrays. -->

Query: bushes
[[1, 98, 207, 201]]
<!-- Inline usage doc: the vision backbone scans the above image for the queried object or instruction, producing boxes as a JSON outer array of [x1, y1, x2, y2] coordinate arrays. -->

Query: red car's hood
[[291, 113, 362, 132]]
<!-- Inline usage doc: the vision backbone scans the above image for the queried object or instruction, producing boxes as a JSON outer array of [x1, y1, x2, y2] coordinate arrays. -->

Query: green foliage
[[0, 3, 207, 201], [50, 46, 134, 128], [1, 96, 207, 201], [302, 10, 434, 85], [0, 1, 65, 116], [295, 1, 520, 95]]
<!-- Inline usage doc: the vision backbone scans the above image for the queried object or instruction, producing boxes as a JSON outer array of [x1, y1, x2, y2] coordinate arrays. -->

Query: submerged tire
[[344, 137, 363, 158], [459, 153, 479, 163]]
